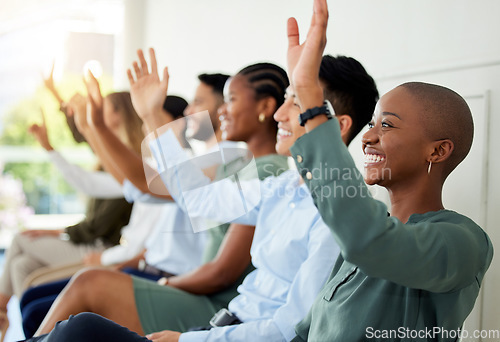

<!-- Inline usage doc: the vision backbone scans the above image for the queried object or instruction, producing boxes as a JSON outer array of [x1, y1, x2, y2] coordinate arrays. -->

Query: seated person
[[285, 1, 493, 340], [29, 49, 379, 342], [19, 96, 197, 339], [0, 90, 141, 339], [34, 60, 290, 337]]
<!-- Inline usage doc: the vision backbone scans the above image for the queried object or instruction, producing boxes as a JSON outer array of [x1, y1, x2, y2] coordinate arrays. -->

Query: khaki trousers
[[0, 233, 106, 298]]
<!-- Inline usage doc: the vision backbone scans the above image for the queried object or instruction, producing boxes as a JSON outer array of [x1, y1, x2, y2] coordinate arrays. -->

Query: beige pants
[[0, 233, 106, 298]]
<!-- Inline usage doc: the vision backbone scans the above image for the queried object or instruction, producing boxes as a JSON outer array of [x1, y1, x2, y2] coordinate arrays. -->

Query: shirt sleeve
[[180, 219, 338, 342], [290, 119, 493, 293], [100, 225, 148, 266], [179, 320, 285, 342], [100, 242, 138, 266], [148, 129, 262, 228], [122, 179, 172, 204], [48, 150, 123, 198]]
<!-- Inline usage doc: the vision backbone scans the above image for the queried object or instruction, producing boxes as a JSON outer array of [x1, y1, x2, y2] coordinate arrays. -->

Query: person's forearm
[[92, 124, 153, 193], [116, 252, 145, 270], [168, 224, 254, 294], [84, 129, 126, 184], [141, 109, 173, 135], [166, 262, 229, 294], [48, 86, 64, 107], [296, 84, 328, 133], [48, 150, 123, 198]]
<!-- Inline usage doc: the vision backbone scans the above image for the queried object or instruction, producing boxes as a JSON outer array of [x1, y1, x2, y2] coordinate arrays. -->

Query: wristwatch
[[298, 100, 334, 126], [157, 277, 169, 286]]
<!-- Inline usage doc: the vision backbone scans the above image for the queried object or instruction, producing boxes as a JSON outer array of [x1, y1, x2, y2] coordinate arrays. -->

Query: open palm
[[28, 109, 52, 150], [127, 48, 169, 121]]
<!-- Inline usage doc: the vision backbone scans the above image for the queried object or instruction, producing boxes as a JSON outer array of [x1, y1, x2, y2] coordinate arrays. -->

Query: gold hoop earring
[[427, 161, 432, 175], [258, 113, 266, 123]]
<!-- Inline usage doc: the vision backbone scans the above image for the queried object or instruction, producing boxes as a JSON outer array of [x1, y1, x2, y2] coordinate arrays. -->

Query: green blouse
[[290, 119, 493, 341]]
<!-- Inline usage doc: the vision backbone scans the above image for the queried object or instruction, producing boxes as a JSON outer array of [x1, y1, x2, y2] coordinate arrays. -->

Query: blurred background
[[0, 0, 499, 340]]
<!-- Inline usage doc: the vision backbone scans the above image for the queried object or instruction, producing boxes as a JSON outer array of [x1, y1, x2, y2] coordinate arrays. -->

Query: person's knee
[[66, 312, 102, 328], [67, 268, 120, 301], [50, 313, 103, 341]]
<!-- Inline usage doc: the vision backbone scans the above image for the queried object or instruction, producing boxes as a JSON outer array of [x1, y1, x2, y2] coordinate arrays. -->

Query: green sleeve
[[66, 198, 132, 245], [290, 119, 492, 293]]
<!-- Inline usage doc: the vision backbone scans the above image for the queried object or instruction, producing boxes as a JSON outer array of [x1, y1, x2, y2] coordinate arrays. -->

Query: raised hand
[[67, 93, 88, 134], [83, 71, 106, 129], [28, 109, 53, 151], [287, 0, 328, 111], [127, 48, 170, 129], [42, 61, 64, 105]]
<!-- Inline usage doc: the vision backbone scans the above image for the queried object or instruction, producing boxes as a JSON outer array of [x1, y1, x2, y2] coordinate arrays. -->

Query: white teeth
[[278, 128, 292, 137], [364, 154, 385, 163]]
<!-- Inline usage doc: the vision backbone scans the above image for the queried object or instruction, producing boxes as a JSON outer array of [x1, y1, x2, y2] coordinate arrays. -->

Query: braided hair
[[237, 62, 289, 114]]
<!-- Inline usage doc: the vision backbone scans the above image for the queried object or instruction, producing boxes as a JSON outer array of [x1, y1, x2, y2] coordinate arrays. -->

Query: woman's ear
[[336, 114, 353, 143], [429, 139, 454, 164], [258, 97, 278, 118]]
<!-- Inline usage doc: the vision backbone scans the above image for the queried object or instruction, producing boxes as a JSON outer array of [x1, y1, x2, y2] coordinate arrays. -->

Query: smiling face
[[362, 86, 432, 188], [219, 75, 262, 142], [273, 86, 305, 156]]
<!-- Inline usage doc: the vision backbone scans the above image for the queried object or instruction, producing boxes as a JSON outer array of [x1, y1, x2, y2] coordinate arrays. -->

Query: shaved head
[[398, 82, 473, 177]]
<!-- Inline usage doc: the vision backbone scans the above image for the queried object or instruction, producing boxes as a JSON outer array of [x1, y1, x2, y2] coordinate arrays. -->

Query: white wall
[[135, 0, 500, 338]]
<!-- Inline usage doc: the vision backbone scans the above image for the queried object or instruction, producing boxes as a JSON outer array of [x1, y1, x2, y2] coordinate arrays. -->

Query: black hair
[[162, 95, 188, 119], [162, 95, 190, 148], [319, 55, 379, 144], [198, 73, 230, 97], [236, 63, 289, 110]]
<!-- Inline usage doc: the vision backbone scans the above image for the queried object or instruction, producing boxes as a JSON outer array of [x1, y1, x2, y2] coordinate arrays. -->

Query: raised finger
[[133, 61, 141, 79], [127, 69, 135, 85], [149, 48, 158, 76], [314, 0, 329, 29], [137, 49, 149, 76], [161, 66, 169, 91], [287, 17, 300, 49], [305, 0, 328, 50]]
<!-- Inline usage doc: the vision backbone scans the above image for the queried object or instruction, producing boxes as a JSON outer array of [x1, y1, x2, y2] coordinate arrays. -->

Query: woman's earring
[[427, 161, 432, 175], [258, 113, 266, 123]]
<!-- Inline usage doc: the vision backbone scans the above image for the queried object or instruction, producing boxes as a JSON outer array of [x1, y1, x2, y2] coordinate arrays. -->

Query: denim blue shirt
[[149, 130, 339, 341], [122, 180, 208, 275]]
